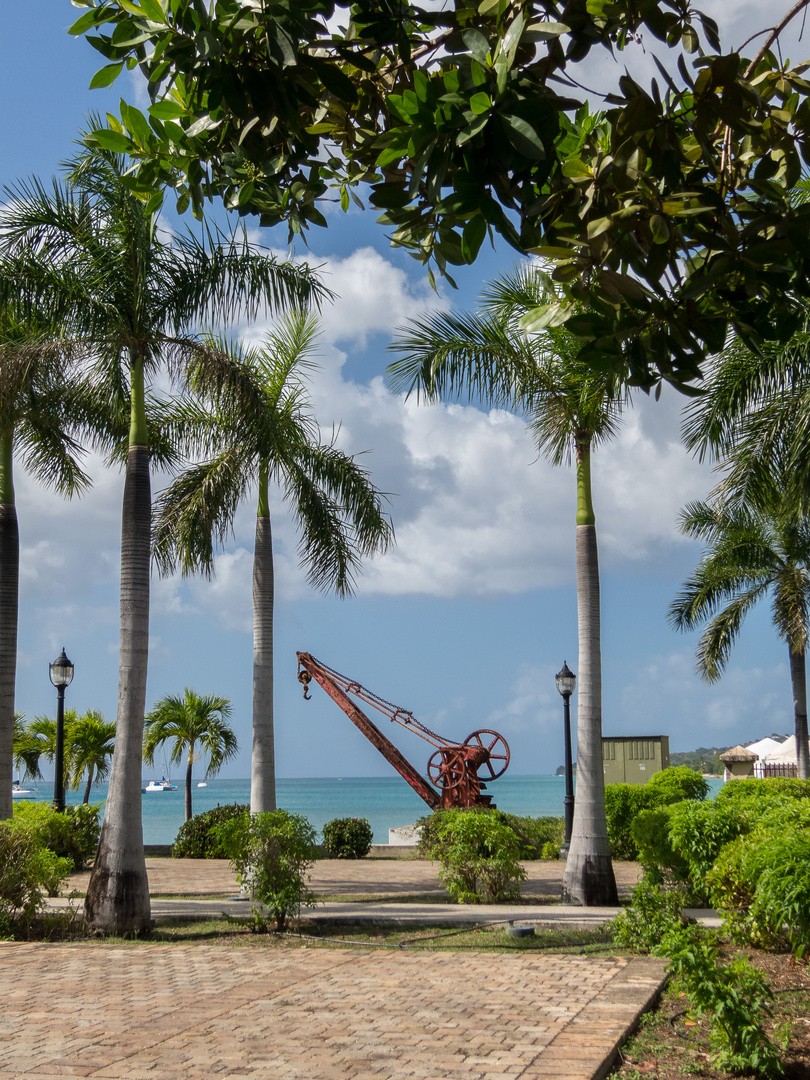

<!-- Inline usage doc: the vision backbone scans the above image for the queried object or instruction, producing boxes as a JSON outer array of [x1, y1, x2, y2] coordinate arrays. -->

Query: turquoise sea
[[19, 774, 725, 846]]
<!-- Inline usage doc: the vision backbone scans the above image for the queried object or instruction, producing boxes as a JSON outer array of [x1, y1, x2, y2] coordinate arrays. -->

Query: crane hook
[[297, 669, 312, 700]]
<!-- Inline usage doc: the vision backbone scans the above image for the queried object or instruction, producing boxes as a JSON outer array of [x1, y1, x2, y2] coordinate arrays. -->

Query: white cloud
[[618, 649, 792, 746]]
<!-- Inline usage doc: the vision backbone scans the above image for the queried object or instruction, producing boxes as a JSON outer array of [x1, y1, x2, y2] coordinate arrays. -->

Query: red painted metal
[[296, 652, 510, 810]]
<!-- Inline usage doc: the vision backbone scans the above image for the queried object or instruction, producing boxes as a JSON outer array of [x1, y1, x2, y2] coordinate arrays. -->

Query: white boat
[[12, 780, 37, 799], [197, 781, 208, 788], [142, 776, 178, 792]]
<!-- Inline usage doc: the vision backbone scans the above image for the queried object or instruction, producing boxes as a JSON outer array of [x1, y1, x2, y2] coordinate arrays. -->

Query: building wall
[[602, 736, 671, 785]]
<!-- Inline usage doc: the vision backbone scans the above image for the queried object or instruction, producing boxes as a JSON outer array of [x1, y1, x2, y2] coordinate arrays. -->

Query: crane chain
[[304, 654, 449, 746]]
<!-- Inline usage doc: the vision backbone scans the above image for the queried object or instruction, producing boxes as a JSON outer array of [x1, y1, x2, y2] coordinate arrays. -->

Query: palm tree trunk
[[789, 647, 810, 780], [185, 748, 194, 822], [251, 462, 276, 813], [85, 356, 151, 933], [0, 433, 18, 821], [562, 438, 618, 906], [83, 765, 94, 805]]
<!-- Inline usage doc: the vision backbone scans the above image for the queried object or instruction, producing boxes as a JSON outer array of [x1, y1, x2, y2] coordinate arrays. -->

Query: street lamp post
[[555, 661, 576, 858], [49, 648, 74, 813]]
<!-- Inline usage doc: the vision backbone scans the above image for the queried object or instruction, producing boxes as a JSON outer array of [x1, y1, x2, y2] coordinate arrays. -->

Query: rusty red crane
[[296, 652, 510, 810]]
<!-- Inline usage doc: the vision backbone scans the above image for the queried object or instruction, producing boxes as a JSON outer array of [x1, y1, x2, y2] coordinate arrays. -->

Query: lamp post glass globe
[[49, 647, 74, 688], [555, 661, 576, 856], [49, 648, 74, 812], [555, 661, 576, 698]]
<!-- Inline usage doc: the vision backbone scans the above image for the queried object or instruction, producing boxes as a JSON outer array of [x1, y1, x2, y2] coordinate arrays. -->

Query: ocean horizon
[[18, 773, 725, 846]]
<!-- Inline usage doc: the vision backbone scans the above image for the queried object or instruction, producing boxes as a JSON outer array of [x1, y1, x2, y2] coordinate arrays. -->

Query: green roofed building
[[602, 736, 670, 785]]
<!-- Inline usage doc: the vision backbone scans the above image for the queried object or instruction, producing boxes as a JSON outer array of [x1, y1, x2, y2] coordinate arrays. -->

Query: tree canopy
[[70, 0, 810, 389]]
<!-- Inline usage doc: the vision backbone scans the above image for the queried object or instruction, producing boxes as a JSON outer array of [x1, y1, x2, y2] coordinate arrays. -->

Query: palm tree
[[143, 689, 237, 820], [0, 147, 325, 932], [153, 311, 394, 813], [69, 710, 116, 803], [12, 712, 41, 783], [388, 265, 626, 905], [18, 713, 61, 786], [669, 490, 810, 780], [0, 314, 90, 819]]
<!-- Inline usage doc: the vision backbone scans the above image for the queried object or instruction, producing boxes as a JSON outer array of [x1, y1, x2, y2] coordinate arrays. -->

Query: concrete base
[[388, 824, 423, 846]]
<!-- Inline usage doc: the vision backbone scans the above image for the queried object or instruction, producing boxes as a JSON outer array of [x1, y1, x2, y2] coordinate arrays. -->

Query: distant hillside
[[670, 747, 731, 775]]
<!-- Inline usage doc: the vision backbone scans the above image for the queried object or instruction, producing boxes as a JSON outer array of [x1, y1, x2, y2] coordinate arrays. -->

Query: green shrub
[[416, 808, 554, 860], [172, 804, 248, 858], [420, 809, 527, 903], [12, 801, 101, 870], [500, 814, 564, 857], [540, 841, 560, 860], [609, 876, 689, 954], [661, 923, 786, 1077], [604, 784, 650, 860], [0, 822, 73, 930], [631, 799, 745, 901], [215, 810, 318, 930], [645, 765, 709, 804], [604, 767, 709, 861], [321, 817, 373, 858], [715, 776, 810, 816], [708, 801, 810, 957]]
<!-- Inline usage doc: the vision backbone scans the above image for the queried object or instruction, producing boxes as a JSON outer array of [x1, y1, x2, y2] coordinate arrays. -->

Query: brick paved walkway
[[0, 942, 666, 1080]]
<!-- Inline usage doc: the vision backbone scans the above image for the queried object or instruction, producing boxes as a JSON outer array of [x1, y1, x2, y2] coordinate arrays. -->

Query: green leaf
[[470, 92, 491, 115], [68, 10, 104, 36], [500, 114, 546, 159], [649, 214, 670, 244], [120, 101, 153, 147], [92, 128, 132, 153], [587, 217, 612, 239], [463, 29, 490, 64], [89, 63, 124, 90], [149, 99, 187, 120], [519, 303, 573, 331], [138, 0, 165, 21], [525, 21, 569, 42], [462, 216, 487, 262]]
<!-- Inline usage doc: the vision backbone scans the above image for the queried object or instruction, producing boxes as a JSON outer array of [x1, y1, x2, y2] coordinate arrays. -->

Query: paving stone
[[1, 943, 666, 1080]]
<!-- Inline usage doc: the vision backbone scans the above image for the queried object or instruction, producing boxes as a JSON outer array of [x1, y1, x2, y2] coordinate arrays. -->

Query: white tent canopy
[[762, 735, 809, 763], [746, 737, 786, 759]]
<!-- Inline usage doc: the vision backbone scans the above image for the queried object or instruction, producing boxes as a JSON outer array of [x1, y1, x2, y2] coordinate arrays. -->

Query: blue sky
[[2, 2, 802, 782]]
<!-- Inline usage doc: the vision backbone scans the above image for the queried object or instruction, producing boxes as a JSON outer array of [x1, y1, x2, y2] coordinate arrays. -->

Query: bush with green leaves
[[172, 803, 248, 858], [215, 809, 318, 930], [321, 817, 373, 859], [416, 808, 555, 860], [0, 822, 73, 931], [708, 799, 810, 957], [604, 784, 651, 860], [714, 776, 810, 815], [12, 801, 101, 871], [645, 766, 709, 804], [500, 814, 564, 858], [661, 923, 786, 1077], [609, 876, 690, 954], [631, 798, 745, 901], [604, 767, 709, 861], [419, 808, 527, 903]]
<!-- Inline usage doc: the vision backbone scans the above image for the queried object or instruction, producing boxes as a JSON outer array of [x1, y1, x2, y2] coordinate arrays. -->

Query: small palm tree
[[69, 710, 116, 803], [389, 265, 627, 906], [144, 689, 238, 820], [669, 490, 810, 780], [153, 310, 393, 814]]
